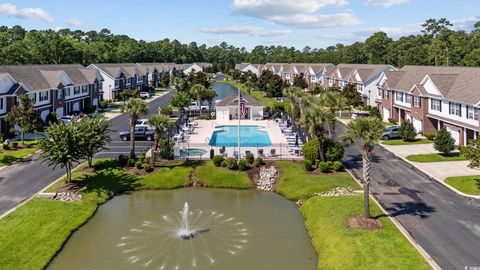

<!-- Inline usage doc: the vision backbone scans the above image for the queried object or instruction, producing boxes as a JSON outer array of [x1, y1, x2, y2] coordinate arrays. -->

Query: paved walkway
[[381, 143, 479, 180]]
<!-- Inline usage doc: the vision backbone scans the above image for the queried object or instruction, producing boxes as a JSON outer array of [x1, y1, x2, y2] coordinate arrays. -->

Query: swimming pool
[[180, 148, 207, 157], [209, 125, 272, 147]]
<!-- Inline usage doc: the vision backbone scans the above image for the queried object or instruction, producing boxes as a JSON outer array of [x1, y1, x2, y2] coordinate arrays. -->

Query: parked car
[[351, 111, 370, 119], [135, 118, 153, 130], [185, 101, 208, 112], [139, 92, 152, 99], [119, 126, 155, 141], [60, 116, 72, 123], [381, 125, 400, 140]]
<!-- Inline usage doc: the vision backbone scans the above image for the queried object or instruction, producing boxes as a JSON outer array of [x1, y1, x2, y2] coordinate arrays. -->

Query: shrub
[[83, 106, 95, 114], [118, 154, 128, 166], [3, 144, 10, 150], [302, 138, 319, 163], [304, 160, 314, 171], [45, 112, 59, 126], [158, 138, 174, 160], [138, 151, 146, 163], [332, 161, 344, 171], [212, 155, 225, 167], [135, 160, 143, 169], [238, 159, 247, 171], [126, 158, 136, 167], [326, 161, 334, 170], [424, 133, 436, 141], [253, 157, 263, 167], [388, 118, 398, 125], [11, 142, 18, 148], [224, 157, 238, 170], [160, 106, 173, 115], [99, 100, 109, 111], [434, 128, 456, 155], [324, 138, 344, 162], [369, 106, 381, 119], [143, 163, 153, 172], [318, 162, 330, 173], [245, 153, 254, 164], [399, 121, 417, 141]]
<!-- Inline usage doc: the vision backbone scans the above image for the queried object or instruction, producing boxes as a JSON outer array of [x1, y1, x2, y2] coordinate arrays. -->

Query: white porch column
[[464, 129, 468, 146]]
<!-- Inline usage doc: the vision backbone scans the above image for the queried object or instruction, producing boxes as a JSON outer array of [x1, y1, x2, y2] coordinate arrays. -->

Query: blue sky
[[0, 0, 479, 50]]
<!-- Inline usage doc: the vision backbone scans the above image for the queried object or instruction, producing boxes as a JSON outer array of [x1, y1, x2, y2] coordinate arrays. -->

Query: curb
[[380, 144, 480, 200], [344, 168, 441, 270]]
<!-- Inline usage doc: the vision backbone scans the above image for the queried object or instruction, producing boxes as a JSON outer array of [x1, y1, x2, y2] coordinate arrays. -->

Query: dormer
[[420, 75, 443, 97]]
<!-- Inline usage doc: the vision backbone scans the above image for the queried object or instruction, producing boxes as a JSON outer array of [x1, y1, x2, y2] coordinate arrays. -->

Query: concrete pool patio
[[174, 119, 302, 160]]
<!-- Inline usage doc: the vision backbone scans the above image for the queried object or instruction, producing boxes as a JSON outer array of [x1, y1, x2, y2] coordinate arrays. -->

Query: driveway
[[0, 91, 174, 216], [382, 143, 479, 180], [337, 122, 480, 270]]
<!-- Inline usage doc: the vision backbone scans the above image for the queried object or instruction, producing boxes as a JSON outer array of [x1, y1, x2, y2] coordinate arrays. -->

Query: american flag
[[239, 94, 247, 115]]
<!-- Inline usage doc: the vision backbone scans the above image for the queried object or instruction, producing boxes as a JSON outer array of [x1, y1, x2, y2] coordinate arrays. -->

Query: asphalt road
[[0, 92, 174, 216], [337, 122, 480, 270]]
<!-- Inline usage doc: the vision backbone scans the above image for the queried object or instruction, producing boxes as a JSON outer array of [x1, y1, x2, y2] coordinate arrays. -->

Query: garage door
[[412, 118, 422, 134], [447, 127, 460, 145], [382, 108, 390, 122], [92, 98, 98, 107], [40, 110, 50, 122], [73, 102, 80, 112], [56, 107, 64, 117]]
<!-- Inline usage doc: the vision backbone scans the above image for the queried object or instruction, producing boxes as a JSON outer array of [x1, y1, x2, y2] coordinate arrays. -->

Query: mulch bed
[[348, 216, 383, 231], [124, 167, 149, 176]]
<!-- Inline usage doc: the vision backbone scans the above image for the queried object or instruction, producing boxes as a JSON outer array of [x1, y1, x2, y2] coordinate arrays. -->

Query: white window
[[82, 85, 88, 93], [74, 86, 80, 95], [28, 93, 36, 103], [383, 89, 389, 99], [405, 94, 412, 104], [431, 98, 442, 111], [39, 91, 49, 102], [65, 88, 71, 97], [395, 92, 404, 102], [114, 79, 120, 88], [467, 106, 479, 120], [126, 78, 132, 85], [413, 96, 421, 108], [57, 89, 63, 99], [137, 76, 143, 83], [449, 102, 461, 116]]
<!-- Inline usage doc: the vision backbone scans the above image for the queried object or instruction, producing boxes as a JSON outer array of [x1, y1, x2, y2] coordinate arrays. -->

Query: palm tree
[[203, 88, 217, 116], [170, 92, 192, 120], [147, 114, 170, 166], [300, 103, 332, 162], [190, 84, 206, 117], [341, 117, 384, 218], [121, 98, 148, 158], [320, 90, 347, 137]]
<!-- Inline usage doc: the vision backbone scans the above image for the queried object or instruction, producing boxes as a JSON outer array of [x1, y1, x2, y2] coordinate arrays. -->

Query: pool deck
[[175, 120, 301, 160]]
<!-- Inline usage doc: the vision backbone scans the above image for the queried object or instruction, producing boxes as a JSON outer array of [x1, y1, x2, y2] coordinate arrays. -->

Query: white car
[[135, 118, 153, 130], [139, 92, 152, 98]]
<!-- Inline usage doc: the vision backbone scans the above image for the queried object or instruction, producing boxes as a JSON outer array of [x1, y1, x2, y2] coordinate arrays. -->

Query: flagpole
[[238, 87, 241, 159]]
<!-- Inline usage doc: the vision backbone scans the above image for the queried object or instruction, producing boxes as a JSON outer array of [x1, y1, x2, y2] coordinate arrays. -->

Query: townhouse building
[[234, 63, 266, 77], [0, 64, 103, 133], [376, 65, 480, 145], [265, 63, 288, 77], [182, 62, 213, 74], [87, 63, 150, 101], [325, 64, 397, 105]]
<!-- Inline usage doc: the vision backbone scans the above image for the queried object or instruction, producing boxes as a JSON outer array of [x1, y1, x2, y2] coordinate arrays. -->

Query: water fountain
[[116, 202, 249, 269]]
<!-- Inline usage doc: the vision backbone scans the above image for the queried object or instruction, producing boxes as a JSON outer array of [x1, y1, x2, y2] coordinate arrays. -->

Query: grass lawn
[[445, 175, 480, 195], [0, 141, 39, 166], [301, 195, 430, 270], [217, 80, 282, 108], [275, 161, 361, 201], [406, 152, 466, 162], [139, 162, 193, 189], [382, 138, 432, 145], [194, 161, 253, 189]]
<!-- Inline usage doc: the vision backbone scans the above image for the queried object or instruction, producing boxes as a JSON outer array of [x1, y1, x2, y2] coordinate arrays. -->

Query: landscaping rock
[[256, 166, 278, 191], [315, 187, 356, 197], [50, 192, 82, 202]]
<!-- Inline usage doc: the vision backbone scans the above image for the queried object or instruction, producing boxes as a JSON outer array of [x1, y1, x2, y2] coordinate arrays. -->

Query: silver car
[[381, 126, 400, 140]]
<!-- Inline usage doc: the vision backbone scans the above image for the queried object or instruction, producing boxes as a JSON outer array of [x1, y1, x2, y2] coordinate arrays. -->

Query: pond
[[47, 188, 317, 270], [211, 82, 238, 102]]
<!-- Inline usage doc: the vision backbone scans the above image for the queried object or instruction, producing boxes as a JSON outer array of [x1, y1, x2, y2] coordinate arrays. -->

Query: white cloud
[[67, 18, 85, 27], [230, 0, 359, 28], [0, 3, 53, 22], [452, 17, 480, 31], [365, 0, 409, 8], [200, 25, 291, 37]]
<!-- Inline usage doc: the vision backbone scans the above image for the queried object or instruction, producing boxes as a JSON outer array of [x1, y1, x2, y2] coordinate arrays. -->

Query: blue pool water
[[209, 125, 272, 147]]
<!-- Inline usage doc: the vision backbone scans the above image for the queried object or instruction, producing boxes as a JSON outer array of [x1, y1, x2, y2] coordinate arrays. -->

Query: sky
[[0, 0, 479, 50]]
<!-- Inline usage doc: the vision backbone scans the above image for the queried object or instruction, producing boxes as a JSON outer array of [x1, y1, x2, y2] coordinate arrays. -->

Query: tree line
[[1, 18, 480, 72]]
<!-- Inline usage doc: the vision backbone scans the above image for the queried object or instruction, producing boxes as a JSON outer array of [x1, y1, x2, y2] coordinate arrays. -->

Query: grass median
[[381, 138, 433, 145], [445, 175, 480, 195], [406, 152, 466, 162], [275, 160, 361, 201], [0, 140, 40, 166], [300, 195, 431, 270]]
